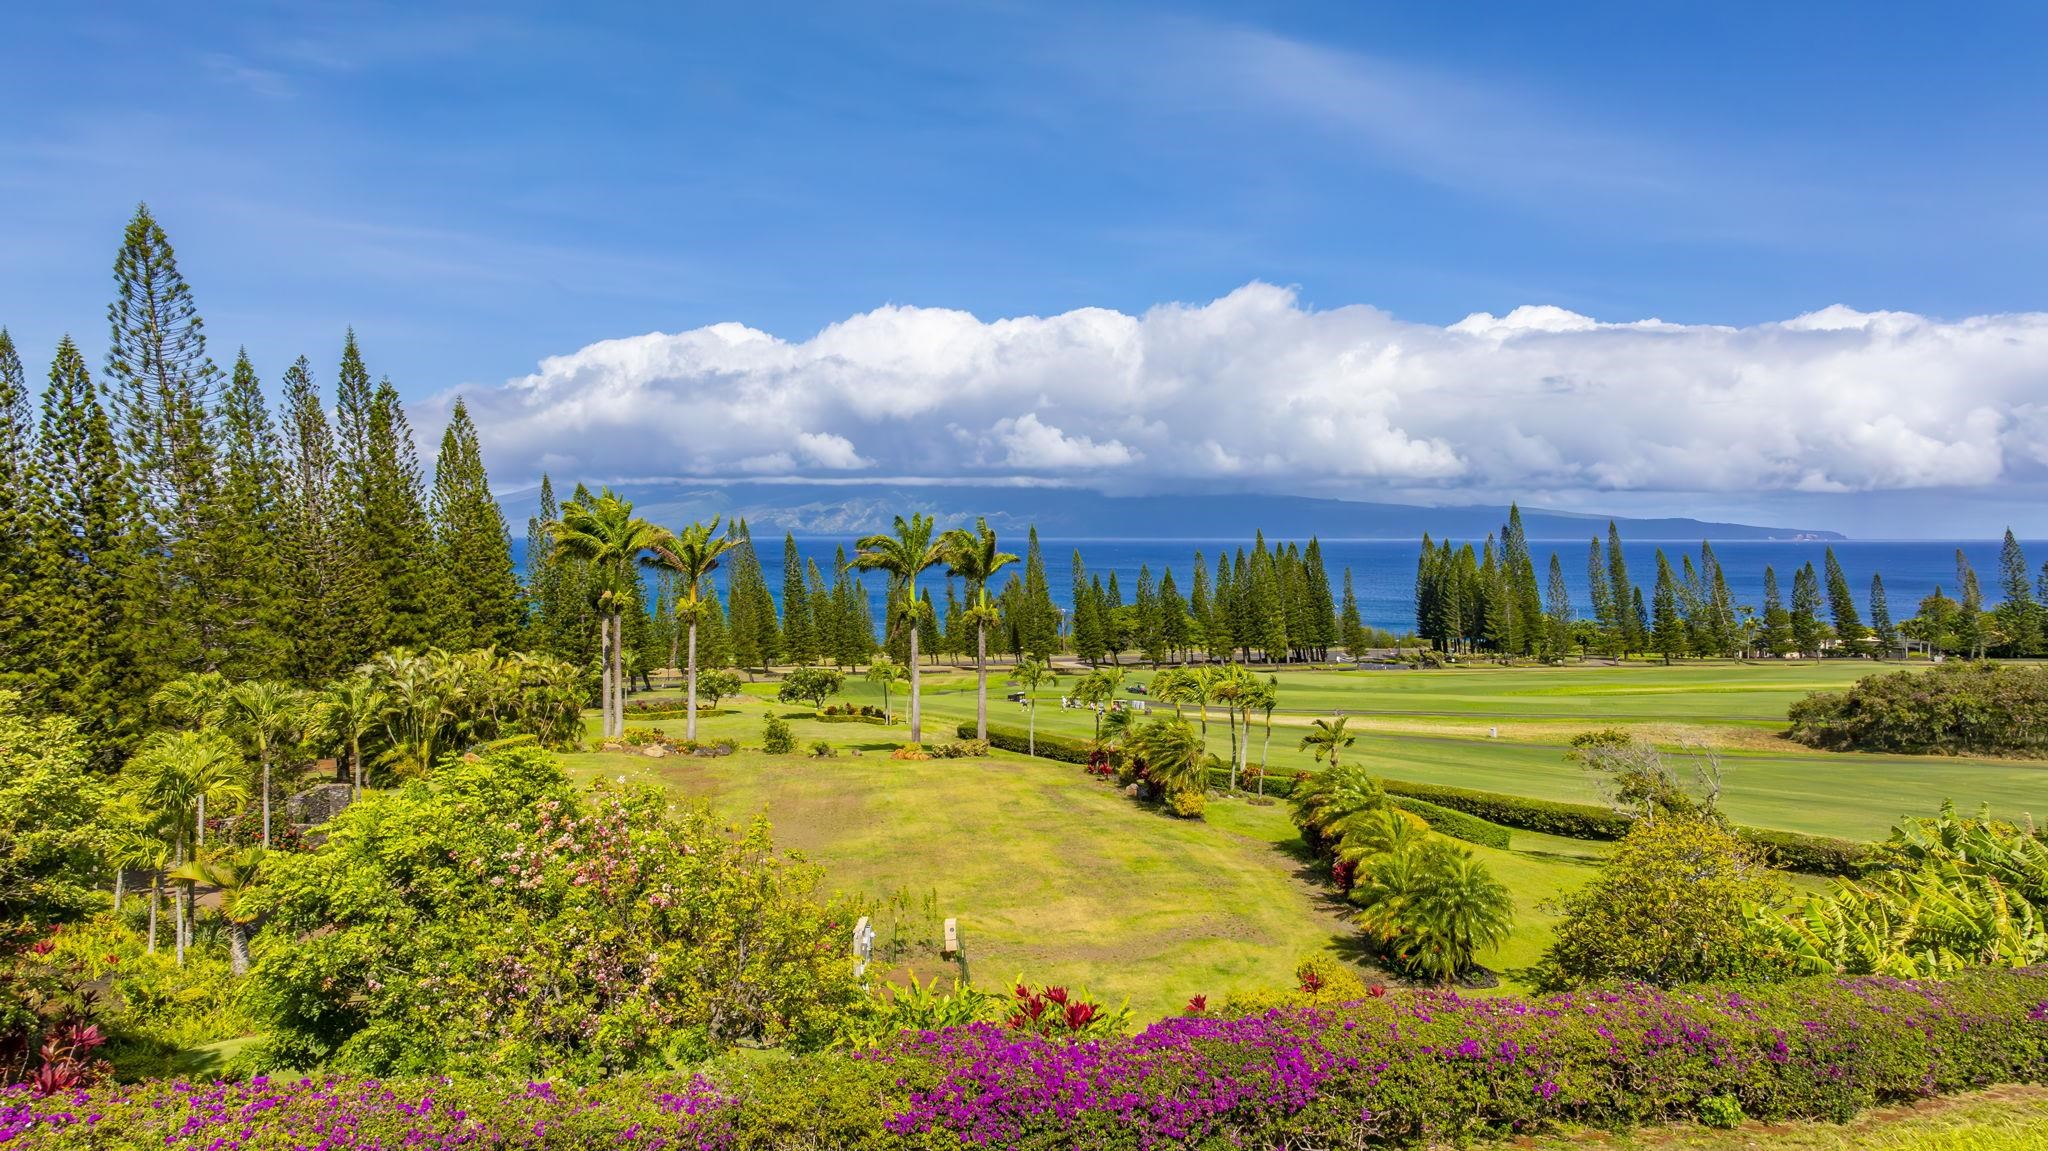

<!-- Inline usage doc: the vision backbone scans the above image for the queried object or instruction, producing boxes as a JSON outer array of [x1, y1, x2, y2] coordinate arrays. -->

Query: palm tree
[[546, 488, 667, 740], [226, 680, 306, 848], [1256, 674, 1280, 792], [1299, 716, 1356, 771], [131, 731, 242, 966], [151, 671, 232, 730], [1073, 664, 1127, 741], [850, 514, 948, 742], [1353, 842, 1513, 983], [643, 516, 737, 743], [1208, 663, 1261, 789], [317, 674, 385, 800], [1011, 657, 1057, 756], [169, 847, 267, 975], [1130, 714, 1210, 799], [864, 654, 909, 723], [1289, 760, 1390, 851], [1149, 668, 1199, 719], [940, 518, 1019, 742], [369, 649, 456, 777]]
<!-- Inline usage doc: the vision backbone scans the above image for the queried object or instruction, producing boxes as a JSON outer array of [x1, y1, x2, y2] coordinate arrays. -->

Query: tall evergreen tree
[[1761, 565, 1791, 656], [279, 357, 364, 679], [778, 533, 815, 665], [360, 379, 439, 649], [210, 351, 291, 678], [0, 331, 33, 673], [1544, 552, 1572, 657], [1790, 562, 1824, 658], [1501, 505, 1543, 655], [1869, 572, 1899, 658], [1339, 567, 1366, 656], [1650, 551, 1686, 663], [1302, 538, 1338, 659], [27, 338, 135, 752], [1019, 527, 1058, 660], [1821, 547, 1866, 654], [1605, 522, 1637, 653], [1188, 552, 1213, 659], [1070, 550, 1102, 664], [330, 332, 388, 649], [1585, 537, 1616, 655], [1158, 567, 1190, 661], [1995, 529, 2040, 656], [429, 398, 522, 649], [1955, 549, 1985, 659]]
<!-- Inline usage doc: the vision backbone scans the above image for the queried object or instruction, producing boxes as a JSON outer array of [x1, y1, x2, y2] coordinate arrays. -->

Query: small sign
[[852, 916, 875, 977]]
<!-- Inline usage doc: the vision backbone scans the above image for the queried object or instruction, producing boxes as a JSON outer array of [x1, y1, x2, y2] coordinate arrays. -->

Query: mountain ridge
[[494, 480, 1844, 541]]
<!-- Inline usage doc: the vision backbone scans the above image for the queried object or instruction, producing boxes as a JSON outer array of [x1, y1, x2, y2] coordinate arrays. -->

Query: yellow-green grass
[[710, 662, 2047, 841], [576, 691, 1613, 1007], [1503, 1084, 2048, 1149]]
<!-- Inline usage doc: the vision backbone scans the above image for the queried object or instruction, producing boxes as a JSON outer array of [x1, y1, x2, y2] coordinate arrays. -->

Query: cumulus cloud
[[446, 283, 2048, 500]]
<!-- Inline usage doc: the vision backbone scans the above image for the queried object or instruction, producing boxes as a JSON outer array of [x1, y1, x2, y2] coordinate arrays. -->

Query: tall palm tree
[[850, 514, 947, 742], [1074, 664, 1127, 741], [317, 674, 386, 799], [643, 516, 737, 743], [225, 680, 305, 849], [546, 488, 667, 740], [940, 518, 1019, 741], [1011, 657, 1057, 756], [1299, 716, 1357, 771], [1256, 674, 1280, 791], [169, 847, 267, 975], [131, 731, 242, 966]]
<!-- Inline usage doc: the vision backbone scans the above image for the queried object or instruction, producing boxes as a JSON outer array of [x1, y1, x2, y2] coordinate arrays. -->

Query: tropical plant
[[1298, 716, 1355, 771], [149, 672, 232, 731], [1072, 664, 1127, 741], [1009, 657, 1057, 756], [850, 515, 947, 742], [1148, 668, 1201, 719], [864, 655, 909, 723], [315, 675, 385, 800], [0, 693, 115, 930], [940, 518, 1019, 741], [1289, 761, 1391, 855], [762, 713, 796, 755], [365, 650, 453, 777], [1128, 715, 1210, 809], [222, 680, 304, 850], [167, 847, 267, 974], [129, 730, 244, 965], [643, 516, 738, 743], [1350, 837, 1513, 982], [546, 489, 667, 740]]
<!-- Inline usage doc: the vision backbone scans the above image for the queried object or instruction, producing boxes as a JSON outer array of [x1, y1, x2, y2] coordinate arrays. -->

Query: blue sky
[[6, 3, 2048, 535]]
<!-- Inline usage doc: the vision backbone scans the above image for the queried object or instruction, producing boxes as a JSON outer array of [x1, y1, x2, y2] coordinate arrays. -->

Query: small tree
[[1535, 815, 1787, 990], [1010, 657, 1057, 756], [1299, 716, 1355, 771], [761, 713, 796, 755], [864, 656, 908, 723], [778, 667, 846, 710], [695, 669, 743, 711], [1351, 838, 1513, 983]]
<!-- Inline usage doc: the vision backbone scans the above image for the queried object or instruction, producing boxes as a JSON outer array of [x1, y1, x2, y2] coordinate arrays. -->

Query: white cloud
[[444, 283, 2048, 501]]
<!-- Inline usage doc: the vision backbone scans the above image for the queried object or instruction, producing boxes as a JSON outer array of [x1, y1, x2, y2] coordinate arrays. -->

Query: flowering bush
[[4, 969, 2046, 1148]]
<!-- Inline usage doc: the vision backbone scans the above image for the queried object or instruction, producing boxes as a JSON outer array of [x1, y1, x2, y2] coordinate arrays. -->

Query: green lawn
[[768, 660, 2046, 841], [1510, 1084, 2048, 1149]]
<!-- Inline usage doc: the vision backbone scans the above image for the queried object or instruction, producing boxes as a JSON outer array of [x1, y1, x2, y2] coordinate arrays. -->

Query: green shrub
[[1388, 797, 1513, 850], [1349, 838, 1514, 981], [762, 714, 796, 754], [777, 667, 846, 710], [1735, 826, 1870, 877], [928, 739, 989, 759], [1788, 661, 2048, 755], [1697, 1093, 1745, 1129], [1536, 815, 1789, 991], [1168, 787, 1207, 819], [968, 722, 1093, 765]]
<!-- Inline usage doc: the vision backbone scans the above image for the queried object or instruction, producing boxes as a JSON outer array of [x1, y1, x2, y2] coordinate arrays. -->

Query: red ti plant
[[1184, 994, 1208, 1015], [1005, 982, 1128, 1038]]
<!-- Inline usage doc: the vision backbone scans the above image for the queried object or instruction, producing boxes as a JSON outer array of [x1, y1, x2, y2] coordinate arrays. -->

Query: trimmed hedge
[[10, 970, 2046, 1148], [1734, 826, 1871, 877], [1389, 796, 1513, 850], [816, 713, 889, 725], [967, 722, 1093, 765], [1379, 778, 1632, 840]]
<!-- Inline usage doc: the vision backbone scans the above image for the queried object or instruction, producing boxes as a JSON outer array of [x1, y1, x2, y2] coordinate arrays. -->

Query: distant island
[[496, 480, 1845, 541]]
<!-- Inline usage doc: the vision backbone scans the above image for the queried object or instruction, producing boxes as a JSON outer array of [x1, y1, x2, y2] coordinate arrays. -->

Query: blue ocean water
[[515, 536, 2040, 635]]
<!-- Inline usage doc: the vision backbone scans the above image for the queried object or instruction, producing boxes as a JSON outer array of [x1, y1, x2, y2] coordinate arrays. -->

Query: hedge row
[[1375, 778, 1871, 877], [1378, 778, 1632, 840], [1389, 796, 1514, 849], [11, 970, 2045, 1148], [967, 722, 1093, 765], [816, 713, 889, 725]]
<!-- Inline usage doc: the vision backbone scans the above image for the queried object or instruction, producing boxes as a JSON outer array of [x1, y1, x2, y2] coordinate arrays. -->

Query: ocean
[[513, 537, 2041, 635]]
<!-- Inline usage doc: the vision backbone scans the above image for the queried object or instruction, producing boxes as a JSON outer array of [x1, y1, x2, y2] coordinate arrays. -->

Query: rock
[[642, 744, 668, 758], [1121, 783, 1139, 799]]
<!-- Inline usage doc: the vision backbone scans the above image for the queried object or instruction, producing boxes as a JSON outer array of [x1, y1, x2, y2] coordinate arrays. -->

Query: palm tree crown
[[851, 514, 948, 742]]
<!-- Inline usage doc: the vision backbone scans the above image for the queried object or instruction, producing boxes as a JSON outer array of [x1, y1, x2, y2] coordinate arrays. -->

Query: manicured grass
[[1509, 1084, 2048, 1149], [762, 660, 2046, 841]]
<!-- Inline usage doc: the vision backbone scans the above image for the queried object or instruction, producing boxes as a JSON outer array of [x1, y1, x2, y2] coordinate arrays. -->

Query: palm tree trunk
[[682, 616, 700, 742], [197, 793, 206, 847], [228, 922, 249, 976], [174, 849, 187, 968], [975, 623, 989, 741], [351, 737, 362, 800], [1027, 696, 1037, 757], [113, 866, 125, 913], [147, 873, 159, 954], [909, 619, 923, 743], [261, 748, 272, 848], [612, 612, 627, 739]]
